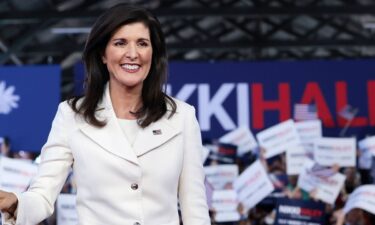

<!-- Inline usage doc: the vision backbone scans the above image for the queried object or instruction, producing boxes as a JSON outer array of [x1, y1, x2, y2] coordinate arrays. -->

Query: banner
[[73, 60, 375, 141], [314, 137, 356, 167], [0, 66, 60, 152], [275, 198, 325, 225]]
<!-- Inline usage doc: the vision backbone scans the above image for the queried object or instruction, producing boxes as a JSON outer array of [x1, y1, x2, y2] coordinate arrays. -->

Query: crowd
[[201, 120, 375, 225]]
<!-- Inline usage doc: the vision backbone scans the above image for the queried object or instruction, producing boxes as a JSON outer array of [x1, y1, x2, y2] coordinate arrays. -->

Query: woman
[[0, 4, 210, 225]]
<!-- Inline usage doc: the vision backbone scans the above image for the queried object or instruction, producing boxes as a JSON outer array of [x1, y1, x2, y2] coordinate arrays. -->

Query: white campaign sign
[[358, 147, 372, 169], [212, 189, 238, 211], [295, 120, 322, 157], [314, 137, 356, 167], [286, 144, 308, 175], [297, 159, 318, 192], [344, 185, 375, 215], [204, 165, 239, 190], [359, 136, 375, 156], [0, 157, 38, 193], [315, 173, 346, 205], [211, 189, 240, 222], [233, 160, 274, 212], [57, 194, 78, 225], [219, 126, 258, 156], [256, 119, 301, 158], [297, 159, 346, 205], [214, 211, 241, 223]]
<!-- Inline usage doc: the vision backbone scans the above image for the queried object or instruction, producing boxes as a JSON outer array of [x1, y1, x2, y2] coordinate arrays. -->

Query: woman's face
[[103, 22, 153, 91]]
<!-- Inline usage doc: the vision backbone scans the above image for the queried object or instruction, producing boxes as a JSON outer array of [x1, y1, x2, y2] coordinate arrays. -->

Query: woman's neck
[[109, 84, 143, 120]]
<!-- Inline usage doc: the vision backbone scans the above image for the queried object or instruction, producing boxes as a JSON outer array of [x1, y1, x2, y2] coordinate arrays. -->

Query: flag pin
[[152, 129, 162, 135]]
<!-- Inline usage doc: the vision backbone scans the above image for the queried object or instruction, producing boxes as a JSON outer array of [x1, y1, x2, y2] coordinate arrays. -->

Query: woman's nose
[[125, 44, 138, 60]]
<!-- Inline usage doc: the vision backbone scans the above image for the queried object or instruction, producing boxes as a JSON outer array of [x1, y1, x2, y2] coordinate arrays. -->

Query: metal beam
[[0, 20, 54, 64], [1, 6, 375, 21], [25, 39, 375, 53]]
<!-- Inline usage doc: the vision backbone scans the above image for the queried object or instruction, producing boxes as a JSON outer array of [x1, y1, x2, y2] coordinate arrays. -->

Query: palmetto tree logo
[[0, 81, 20, 114]]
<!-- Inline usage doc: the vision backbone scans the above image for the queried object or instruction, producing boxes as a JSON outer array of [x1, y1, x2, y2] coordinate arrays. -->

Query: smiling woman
[[0, 4, 210, 225], [103, 22, 153, 119]]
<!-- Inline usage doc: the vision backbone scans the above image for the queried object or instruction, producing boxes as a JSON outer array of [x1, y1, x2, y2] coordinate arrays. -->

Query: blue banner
[[0, 66, 60, 152], [75, 60, 375, 140], [275, 198, 325, 225]]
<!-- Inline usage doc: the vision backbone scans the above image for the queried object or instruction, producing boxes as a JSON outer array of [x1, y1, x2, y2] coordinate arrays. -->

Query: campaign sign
[[233, 160, 274, 211], [358, 147, 372, 169], [204, 164, 239, 190], [314, 137, 356, 167], [344, 185, 375, 215], [297, 159, 319, 192], [256, 119, 301, 158], [0, 66, 60, 152], [275, 198, 325, 225], [0, 156, 38, 192], [358, 136, 375, 156], [286, 144, 308, 175], [206, 143, 237, 164], [57, 194, 78, 225], [295, 120, 322, 157], [315, 172, 346, 205], [297, 159, 346, 205], [211, 189, 238, 212], [219, 126, 258, 156], [214, 211, 241, 223]]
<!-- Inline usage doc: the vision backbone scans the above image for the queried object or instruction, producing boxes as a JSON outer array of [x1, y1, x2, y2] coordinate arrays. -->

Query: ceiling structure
[[1, 0, 375, 96]]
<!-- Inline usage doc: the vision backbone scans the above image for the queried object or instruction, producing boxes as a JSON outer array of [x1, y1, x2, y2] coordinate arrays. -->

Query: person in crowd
[[0, 137, 12, 158], [0, 4, 210, 225]]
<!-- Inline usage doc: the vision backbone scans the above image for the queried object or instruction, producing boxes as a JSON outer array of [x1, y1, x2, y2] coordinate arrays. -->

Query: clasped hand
[[0, 190, 18, 217]]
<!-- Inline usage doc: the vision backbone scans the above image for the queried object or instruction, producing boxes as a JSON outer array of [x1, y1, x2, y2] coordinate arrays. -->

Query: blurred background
[[1, 1, 375, 225]]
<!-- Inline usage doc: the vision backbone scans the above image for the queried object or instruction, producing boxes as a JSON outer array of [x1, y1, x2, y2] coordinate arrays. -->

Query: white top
[[118, 118, 139, 146]]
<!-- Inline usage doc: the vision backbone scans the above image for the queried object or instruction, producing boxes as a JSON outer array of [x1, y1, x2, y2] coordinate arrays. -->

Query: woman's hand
[[0, 190, 18, 216]]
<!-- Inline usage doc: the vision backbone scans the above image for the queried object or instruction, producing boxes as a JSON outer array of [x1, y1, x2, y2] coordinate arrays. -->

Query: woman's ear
[[102, 55, 107, 64]]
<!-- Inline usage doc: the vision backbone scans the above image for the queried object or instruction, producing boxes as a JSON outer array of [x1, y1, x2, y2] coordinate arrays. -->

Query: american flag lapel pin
[[152, 129, 162, 135]]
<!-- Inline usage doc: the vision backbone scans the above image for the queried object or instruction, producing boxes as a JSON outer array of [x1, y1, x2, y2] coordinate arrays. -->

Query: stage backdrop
[[76, 60, 373, 141], [0, 65, 60, 152]]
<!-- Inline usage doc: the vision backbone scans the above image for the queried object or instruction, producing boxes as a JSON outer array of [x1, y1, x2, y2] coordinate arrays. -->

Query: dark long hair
[[69, 4, 176, 128]]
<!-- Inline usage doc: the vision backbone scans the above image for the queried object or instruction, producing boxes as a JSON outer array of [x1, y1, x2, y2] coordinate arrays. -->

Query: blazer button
[[131, 183, 138, 190], [134, 222, 141, 225]]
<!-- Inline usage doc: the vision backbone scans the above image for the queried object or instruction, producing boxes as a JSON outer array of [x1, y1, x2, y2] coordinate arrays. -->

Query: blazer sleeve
[[178, 105, 211, 225], [9, 102, 74, 225]]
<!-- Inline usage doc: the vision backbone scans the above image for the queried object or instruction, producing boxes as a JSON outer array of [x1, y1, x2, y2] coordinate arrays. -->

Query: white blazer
[[6, 86, 210, 225]]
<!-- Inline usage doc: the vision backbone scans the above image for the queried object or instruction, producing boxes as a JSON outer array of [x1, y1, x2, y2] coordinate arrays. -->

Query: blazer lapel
[[78, 86, 139, 165], [133, 116, 181, 157]]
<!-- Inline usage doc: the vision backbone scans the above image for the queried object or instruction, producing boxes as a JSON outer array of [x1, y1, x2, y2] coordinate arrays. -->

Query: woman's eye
[[138, 41, 149, 47], [114, 41, 125, 46]]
